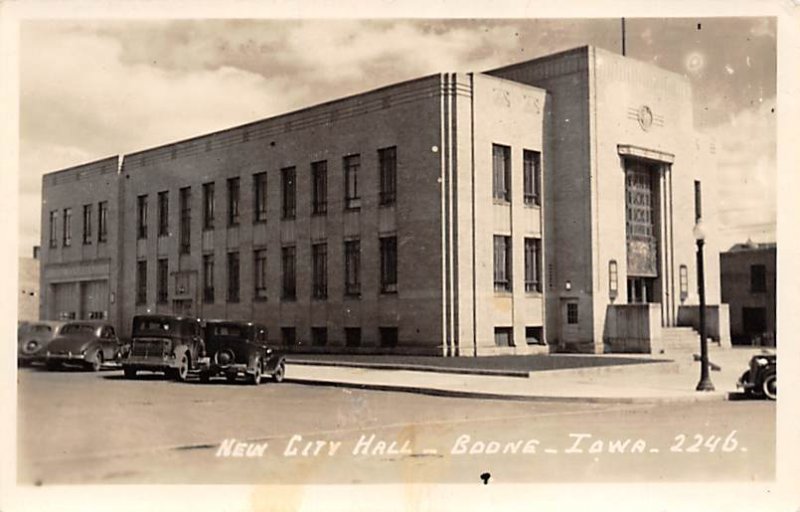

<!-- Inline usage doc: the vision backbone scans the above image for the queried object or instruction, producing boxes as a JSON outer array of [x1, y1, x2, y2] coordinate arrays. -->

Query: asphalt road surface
[[17, 366, 775, 485]]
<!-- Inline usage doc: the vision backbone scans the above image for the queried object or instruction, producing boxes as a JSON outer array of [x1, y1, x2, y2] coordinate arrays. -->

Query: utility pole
[[621, 18, 627, 56]]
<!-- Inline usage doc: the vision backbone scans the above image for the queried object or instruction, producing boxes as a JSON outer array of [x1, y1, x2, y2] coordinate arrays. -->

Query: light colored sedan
[[44, 321, 125, 371], [18, 321, 66, 366]]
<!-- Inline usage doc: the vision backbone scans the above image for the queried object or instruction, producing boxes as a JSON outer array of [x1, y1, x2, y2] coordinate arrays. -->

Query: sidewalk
[[284, 347, 771, 404]]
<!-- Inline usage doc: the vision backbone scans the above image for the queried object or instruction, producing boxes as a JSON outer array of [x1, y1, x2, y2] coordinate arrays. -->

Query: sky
[[17, 17, 777, 256]]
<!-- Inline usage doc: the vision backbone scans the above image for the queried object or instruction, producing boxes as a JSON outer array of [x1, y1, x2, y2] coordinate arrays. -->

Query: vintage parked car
[[199, 321, 285, 385], [737, 353, 776, 400], [18, 321, 66, 366], [122, 314, 205, 381], [43, 321, 124, 371]]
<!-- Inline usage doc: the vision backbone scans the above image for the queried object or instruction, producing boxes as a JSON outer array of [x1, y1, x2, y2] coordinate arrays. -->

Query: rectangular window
[[227, 251, 240, 303], [523, 150, 541, 206], [136, 195, 147, 239], [282, 246, 296, 300], [679, 264, 689, 301], [524, 238, 541, 293], [179, 187, 191, 254], [203, 182, 215, 230], [312, 243, 328, 299], [525, 326, 543, 345], [312, 327, 328, 346], [694, 180, 702, 221], [98, 201, 108, 243], [49, 210, 58, 248], [344, 154, 361, 209], [63, 208, 72, 247], [281, 167, 296, 219], [493, 235, 512, 292], [156, 258, 168, 304], [494, 327, 513, 347], [281, 327, 296, 347], [750, 264, 767, 293], [254, 249, 267, 301], [379, 146, 397, 206], [253, 172, 267, 223], [567, 303, 579, 324], [344, 240, 361, 297], [311, 161, 327, 215], [203, 254, 214, 303], [492, 144, 511, 202], [609, 260, 619, 299], [227, 177, 240, 226], [82, 204, 92, 244], [380, 327, 398, 348], [345, 327, 361, 347], [380, 236, 398, 293], [158, 191, 169, 236], [136, 260, 147, 305]]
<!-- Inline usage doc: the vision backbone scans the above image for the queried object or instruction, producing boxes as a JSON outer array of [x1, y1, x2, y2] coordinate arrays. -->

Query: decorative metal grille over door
[[625, 159, 658, 277]]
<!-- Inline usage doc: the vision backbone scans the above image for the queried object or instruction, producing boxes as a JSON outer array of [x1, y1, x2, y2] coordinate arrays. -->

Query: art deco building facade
[[39, 46, 727, 355]]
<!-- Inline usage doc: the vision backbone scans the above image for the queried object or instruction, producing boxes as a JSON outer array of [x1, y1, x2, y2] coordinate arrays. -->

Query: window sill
[[494, 290, 513, 297], [493, 199, 511, 206], [523, 202, 542, 209], [253, 218, 267, 225]]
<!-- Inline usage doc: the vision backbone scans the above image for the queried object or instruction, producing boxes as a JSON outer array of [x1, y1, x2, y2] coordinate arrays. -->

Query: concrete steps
[[659, 327, 701, 353]]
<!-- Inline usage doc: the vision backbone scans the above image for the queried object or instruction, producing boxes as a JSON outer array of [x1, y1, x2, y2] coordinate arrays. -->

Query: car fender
[[263, 354, 285, 373], [172, 344, 192, 366]]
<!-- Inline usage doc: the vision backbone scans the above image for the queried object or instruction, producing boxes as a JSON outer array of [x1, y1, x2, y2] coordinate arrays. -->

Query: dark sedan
[[199, 321, 285, 385], [18, 321, 65, 366], [44, 321, 125, 371]]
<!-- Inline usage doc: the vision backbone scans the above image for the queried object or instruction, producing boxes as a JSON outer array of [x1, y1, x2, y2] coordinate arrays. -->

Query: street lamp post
[[693, 219, 715, 391]]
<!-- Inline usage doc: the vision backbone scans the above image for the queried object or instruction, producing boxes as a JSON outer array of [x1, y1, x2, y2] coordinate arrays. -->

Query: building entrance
[[627, 277, 656, 304], [624, 157, 661, 305]]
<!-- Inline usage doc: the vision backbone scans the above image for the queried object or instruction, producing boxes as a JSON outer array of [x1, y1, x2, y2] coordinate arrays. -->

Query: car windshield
[[207, 324, 248, 337], [61, 324, 96, 335], [134, 318, 177, 334]]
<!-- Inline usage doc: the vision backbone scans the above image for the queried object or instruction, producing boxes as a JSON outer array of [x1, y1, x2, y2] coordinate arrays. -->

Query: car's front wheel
[[175, 353, 190, 382], [273, 361, 285, 383], [249, 358, 262, 386], [90, 349, 103, 372], [762, 371, 776, 400]]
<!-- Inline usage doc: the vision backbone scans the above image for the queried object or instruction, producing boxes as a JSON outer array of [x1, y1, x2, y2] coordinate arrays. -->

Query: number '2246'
[[670, 431, 740, 453]]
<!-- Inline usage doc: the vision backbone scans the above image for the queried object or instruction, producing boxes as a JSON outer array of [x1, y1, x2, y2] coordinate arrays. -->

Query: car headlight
[[755, 357, 769, 366], [81, 348, 87, 355]]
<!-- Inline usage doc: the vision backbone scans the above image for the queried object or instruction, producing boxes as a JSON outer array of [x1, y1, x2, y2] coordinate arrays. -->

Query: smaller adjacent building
[[720, 241, 776, 346], [19, 246, 41, 323]]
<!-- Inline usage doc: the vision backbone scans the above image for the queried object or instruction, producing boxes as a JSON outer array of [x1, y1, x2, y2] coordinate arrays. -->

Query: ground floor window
[[345, 328, 361, 347], [525, 326, 543, 345], [494, 327, 513, 347], [567, 303, 579, 324], [281, 327, 296, 346], [312, 327, 327, 346], [380, 327, 398, 348]]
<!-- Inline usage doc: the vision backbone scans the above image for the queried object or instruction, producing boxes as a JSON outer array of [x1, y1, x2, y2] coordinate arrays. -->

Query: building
[[720, 241, 776, 346], [38, 46, 728, 355], [18, 247, 40, 323]]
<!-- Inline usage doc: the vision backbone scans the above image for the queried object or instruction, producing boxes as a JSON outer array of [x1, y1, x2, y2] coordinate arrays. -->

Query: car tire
[[123, 367, 137, 379], [273, 361, 285, 383], [249, 358, 262, 386], [762, 371, 776, 400], [91, 349, 103, 372], [175, 352, 190, 382]]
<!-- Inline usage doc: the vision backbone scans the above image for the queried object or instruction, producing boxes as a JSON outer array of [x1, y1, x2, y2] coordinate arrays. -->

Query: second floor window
[[158, 191, 169, 236], [179, 187, 191, 254], [136, 260, 147, 305], [345, 239, 361, 297], [494, 235, 512, 292], [524, 238, 541, 293], [254, 172, 267, 223], [380, 236, 397, 293], [157, 258, 168, 304], [227, 177, 240, 226], [312, 243, 327, 299], [49, 210, 57, 248], [751, 264, 767, 293], [492, 144, 511, 202], [344, 154, 361, 209], [227, 251, 240, 303], [312, 161, 327, 215], [98, 201, 108, 243], [137, 195, 148, 239], [282, 167, 296, 219], [203, 254, 214, 303], [523, 150, 541, 206], [254, 249, 267, 301], [282, 246, 296, 300], [63, 208, 72, 247], [203, 182, 215, 230], [379, 146, 397, 206], [82, 204, 92, 245]]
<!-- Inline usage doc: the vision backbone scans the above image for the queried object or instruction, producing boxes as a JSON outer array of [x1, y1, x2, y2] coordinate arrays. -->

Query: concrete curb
[[283, 377, 733, 404], [286, 359, 531, 378]]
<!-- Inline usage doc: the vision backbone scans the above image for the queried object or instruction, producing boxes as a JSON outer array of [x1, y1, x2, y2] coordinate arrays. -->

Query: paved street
[[17, 366, 775, 485]]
